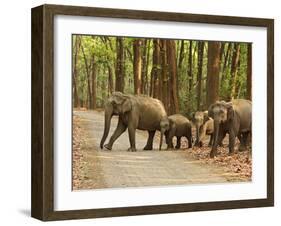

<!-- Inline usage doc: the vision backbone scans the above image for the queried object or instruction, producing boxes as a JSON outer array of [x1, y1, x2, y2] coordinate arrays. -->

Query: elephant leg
[[127, 124, 137, 152], [167, 133, 174, 149], [208, 134, 213, 147], [187, 136, 192, 149], [143, 131, 155, 150], [104, 119, 127, 150], [217, 131, 226, 147], [228, 130, 236, 154], [239, 132, 250, 151], [175, 136, 181, 149]]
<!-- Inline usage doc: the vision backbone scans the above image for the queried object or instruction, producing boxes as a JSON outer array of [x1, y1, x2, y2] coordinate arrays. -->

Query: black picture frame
[[31, 4, 274, 221]]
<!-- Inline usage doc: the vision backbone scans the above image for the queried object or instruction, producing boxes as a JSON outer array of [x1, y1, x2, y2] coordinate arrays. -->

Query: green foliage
[[73, 35, 250, 114]]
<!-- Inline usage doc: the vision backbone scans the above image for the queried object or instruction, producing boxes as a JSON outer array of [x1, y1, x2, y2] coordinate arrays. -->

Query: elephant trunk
[[100, 103, 113, 149], [159, 129, 165, 150], [210, 120, 220, 158]]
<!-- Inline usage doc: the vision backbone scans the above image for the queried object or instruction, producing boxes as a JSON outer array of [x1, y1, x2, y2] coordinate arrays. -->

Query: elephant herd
[[100, 92, 252, 158]]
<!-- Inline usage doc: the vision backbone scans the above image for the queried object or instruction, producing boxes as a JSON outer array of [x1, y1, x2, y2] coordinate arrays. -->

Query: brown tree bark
[[229, 43, 241, 99], [220, 43, 232, 88], [197, 41, 204, 110], [133, 39, 142, 94], [72, 36, 81, 108], [177, 40, 185, 69], [144, 40, 151, 95], [91, 55, 97, 109], [81, 40, 92, 109], [160, 40, 168, 112], [188, 41, 193, 92], [150, 39, 161, 98], [247, 44, 252, 100], [108, 65, 113, 95], [115, 37, 125, 92], [166, 40, 179, 114], [206, 41, 221, 107], [141, 39, 147, 94]]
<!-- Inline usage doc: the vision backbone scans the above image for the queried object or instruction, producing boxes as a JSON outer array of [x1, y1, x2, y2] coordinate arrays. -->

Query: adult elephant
[[100, 92, 167, 152], [208, 99, 252, 158]]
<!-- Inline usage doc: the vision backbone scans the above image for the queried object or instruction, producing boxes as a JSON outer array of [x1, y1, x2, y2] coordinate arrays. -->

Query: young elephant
[[208, 99, 252, 158], [159, 114, 193, 150], [193, 111, 214, 147], [192, 111, 214, 147]]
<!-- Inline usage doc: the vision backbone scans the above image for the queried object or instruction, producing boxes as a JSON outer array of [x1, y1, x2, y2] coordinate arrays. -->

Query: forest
[[72, 35, 252, 115]]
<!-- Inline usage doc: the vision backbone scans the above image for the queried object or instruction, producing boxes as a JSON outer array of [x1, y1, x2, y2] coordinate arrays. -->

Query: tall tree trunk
[[107, 65, 113, 95], [247, 44, 252, 100], [188, 41, 193, 93], [166, 40, 179, 114], [144, 40, 151, 95], [150, 39, 160, 98], [81, 40, 92, 109], [91, 55, 97, 109], [197, 41, 204, 110], [160, 40, 168, 113], [177, 40, 185, 69], [229, 43, 241, 99], [206, 41, 221, 107], [220, 43, 232, 89], [101, 37, 115, 96], [72, 36, 81, 108], [133, 39, 142, 94], [115, 37, 125, 92], [141, 39, 147, 94]]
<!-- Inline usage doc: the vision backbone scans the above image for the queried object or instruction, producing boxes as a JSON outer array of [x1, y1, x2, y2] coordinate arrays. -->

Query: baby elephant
[[193, 111, 214, 147], [159, 114, 193, 150]]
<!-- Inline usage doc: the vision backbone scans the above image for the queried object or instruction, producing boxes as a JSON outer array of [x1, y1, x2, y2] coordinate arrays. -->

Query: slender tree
[[229, 43, 241, 99], [115, 37, 125, 92], [177, 40, 185, 69], [221, 43, 232, 88], [143, 40, 151, 95], [160, 40, 168, 112], [188, 41, 193, 92], [206, 41, 221, 107], [247, 44, 252, 100], [81, 39, 92, 109], [72, 36, 81, 108], [197, 41, 204, 110], [150, 39, 161, 98], [166, 40, 179, 114], [133, 39, 142, 94], [91, 55, 97, 109]]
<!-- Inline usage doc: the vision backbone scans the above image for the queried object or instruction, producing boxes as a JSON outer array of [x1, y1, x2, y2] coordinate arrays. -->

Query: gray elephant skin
[[100, 92, 167, 152], [208, 99, 252, 158], [193, 111, 214, 147], [159, 114, 193, 150]]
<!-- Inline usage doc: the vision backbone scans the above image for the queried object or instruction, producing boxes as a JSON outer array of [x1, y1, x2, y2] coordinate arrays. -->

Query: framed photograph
[[31, 4, 274, 221]]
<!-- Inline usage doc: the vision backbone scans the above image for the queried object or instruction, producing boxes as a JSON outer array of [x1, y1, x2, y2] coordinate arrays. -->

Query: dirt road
[[73, 110, 232, 190]]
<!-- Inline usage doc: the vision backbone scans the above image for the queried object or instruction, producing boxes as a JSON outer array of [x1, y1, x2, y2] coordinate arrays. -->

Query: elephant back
[[232, 99, 252, 132]]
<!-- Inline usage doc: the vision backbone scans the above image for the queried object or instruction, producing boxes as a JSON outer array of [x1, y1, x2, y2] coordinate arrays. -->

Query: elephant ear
[[225, 102, 234, 120], [122, 98, 132, 113], [203, 111, 210, 123]]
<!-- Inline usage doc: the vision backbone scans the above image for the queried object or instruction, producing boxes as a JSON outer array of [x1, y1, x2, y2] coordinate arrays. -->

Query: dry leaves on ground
[[181, 137, 252, 181], [72, 115, 84, 189]]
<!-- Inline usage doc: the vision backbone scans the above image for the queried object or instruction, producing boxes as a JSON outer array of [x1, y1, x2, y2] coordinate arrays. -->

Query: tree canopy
[[72, 35, 251, 115]]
